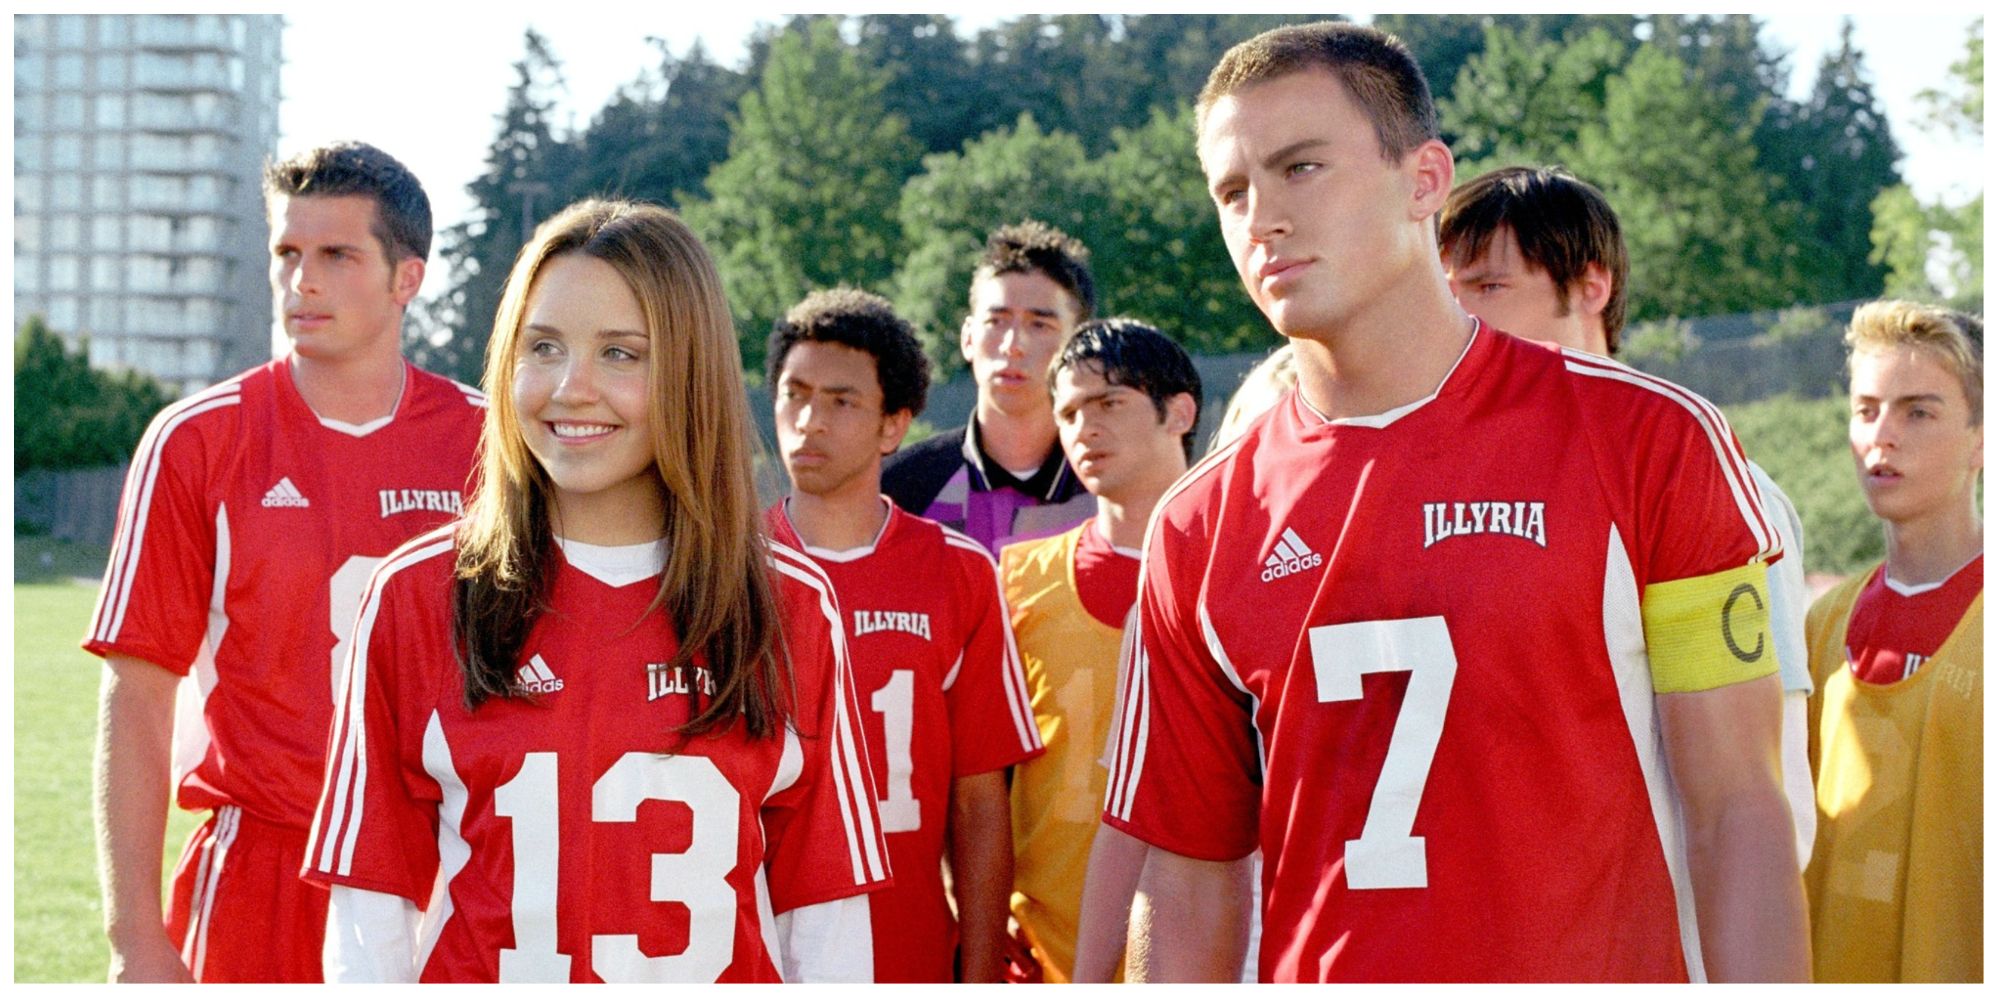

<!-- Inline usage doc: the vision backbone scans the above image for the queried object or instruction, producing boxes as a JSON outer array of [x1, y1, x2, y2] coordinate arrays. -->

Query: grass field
[[15, 535, 197, 983]]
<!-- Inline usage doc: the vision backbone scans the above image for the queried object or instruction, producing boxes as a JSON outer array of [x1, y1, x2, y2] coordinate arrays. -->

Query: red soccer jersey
[[766, 500, 1044, 982], [1845, 556, 1983, 685], [83, 358, 484, 830], [1104, 326, 1781, 982], [304, 529, 892, 982]]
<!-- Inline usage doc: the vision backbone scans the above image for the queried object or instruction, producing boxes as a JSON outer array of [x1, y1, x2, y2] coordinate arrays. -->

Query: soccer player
[[1102, 22, 1808, 981], [304, 200, 891, 982], [83, 141, 483, 983], [762, 288, 1044, 982], [1002, 319, 1199, 984], [882, 221, 1098, 554], [1803, 300, 1982, 983], [1438, 165, 1819, 870]]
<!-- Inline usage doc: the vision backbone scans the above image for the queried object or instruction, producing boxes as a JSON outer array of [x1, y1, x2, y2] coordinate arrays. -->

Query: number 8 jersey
[[82, 358, 485, 831], [1103, 327, 1782, 982], [303, 528, 893, 982]]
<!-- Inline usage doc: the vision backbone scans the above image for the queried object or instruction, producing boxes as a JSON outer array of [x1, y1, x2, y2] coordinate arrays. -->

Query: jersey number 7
[[1306, 616, 1458, 890]]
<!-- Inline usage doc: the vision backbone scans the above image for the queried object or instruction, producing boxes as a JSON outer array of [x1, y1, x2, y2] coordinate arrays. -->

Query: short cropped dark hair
[[766, 287, 931, 418], [263, 140, 433, 263], [1197, 21, 1438, 164], [970, 220, 1097, 321], [1439, 166, 1631, 352], [1049, 317, 1204, 461]]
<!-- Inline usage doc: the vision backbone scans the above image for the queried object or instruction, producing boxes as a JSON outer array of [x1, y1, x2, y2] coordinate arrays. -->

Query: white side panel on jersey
[[776, 894, 874, 982], [324, 885, 420, 982], [767, 728, 805, 802], [171, 503, 229, 788], [1600, 525, 1706, 983], [1198, 601, 1267, 774], [753, 861, 781, 978], [418, 711, 475, 977]]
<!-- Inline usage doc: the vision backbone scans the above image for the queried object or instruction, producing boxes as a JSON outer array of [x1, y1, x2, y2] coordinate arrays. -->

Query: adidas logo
[[261, 477, 311, 508], [1260, 527, 1322, 583], [514, 654, 564, 696]]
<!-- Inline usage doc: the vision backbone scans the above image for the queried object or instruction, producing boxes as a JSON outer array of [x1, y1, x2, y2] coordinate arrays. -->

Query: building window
[[54, 16, 86, 47], [95, 56, 127, 89], [16, 216, 43, 253], [93, 134, 123, 170], [97, 14, 128, 47], [48, 256, 81, 291], [15, 134, 43, 172], [16, 175, 44, 213], [54, 53, 85, 87], [91, 295, 122, 330], [52, 94, 84, 127], [16, 263, 41, 294], [14, 53, 43, 88], [49, 297, 81, 331], [92, 175, 124, 209], [91, 256, 122, 291], [94, 94, 125, 128], [49, 216, 82, 250], [51, 134, 82, 170], [49, 175, 82, 210]]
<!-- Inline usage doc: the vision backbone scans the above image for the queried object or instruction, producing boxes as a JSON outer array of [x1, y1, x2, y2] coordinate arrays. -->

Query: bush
[[1720, 393, 1883, 577], [14, 316, 173, 472]]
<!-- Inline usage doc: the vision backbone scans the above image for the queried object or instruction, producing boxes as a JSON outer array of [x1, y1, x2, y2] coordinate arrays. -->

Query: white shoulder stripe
[[310, 529, 456, 878], [1562, 357, 1776, 559], [988, 558, 1043, 752], [1140, 426, 1251, 563], [91, 386, 243, 643], [939, 525, 999, 566]]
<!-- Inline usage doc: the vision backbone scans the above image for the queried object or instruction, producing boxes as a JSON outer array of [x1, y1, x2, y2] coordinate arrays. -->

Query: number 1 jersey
[[766, 500, 1044, 981], [304, 529, 892, 982], [1104, 326, 1782, 982]]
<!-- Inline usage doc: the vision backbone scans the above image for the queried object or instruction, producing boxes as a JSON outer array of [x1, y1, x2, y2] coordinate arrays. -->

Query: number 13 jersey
[[304, 528, 892, 982], [1103, 326, 1781, 982]]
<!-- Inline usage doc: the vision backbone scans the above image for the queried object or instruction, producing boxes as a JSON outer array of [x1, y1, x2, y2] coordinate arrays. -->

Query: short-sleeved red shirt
[[303, 529, 892, 982], [83, 358, 484, 830], [1104, 327, 1779, 982], [767, 500, 1044, 981]]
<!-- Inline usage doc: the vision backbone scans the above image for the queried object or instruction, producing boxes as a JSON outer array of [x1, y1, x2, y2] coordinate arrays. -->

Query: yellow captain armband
[[1642, 562, 1776, 694]]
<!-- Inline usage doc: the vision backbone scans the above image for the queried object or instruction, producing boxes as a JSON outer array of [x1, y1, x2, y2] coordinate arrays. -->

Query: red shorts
[[165, 805, 330, 982]]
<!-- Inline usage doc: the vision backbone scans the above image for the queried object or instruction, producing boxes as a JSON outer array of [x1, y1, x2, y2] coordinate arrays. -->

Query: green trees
[[15, 317, 172, 471], [1870, 18, 1983, 309], [425, 13, 1937, 373], [682, 19, 922, 374]]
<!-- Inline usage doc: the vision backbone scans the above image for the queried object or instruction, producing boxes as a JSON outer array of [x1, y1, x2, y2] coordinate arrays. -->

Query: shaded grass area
[[14, 532, 112, 585], [15, 575, 197, 982]]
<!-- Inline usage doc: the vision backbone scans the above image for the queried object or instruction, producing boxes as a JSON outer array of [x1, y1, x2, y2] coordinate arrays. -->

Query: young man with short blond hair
[[1804, 300, 1982, 983]]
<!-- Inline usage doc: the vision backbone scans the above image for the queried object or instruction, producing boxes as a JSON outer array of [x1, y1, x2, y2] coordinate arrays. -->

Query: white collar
[[555, 536, 666, 588]]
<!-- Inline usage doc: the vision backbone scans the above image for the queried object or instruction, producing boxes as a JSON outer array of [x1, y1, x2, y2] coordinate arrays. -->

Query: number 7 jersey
[[1102, 326, 1781, 982], [304, 529, 892, 982]]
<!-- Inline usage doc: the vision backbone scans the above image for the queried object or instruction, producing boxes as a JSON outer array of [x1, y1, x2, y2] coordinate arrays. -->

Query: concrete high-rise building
[[14, 13, 283, 394]]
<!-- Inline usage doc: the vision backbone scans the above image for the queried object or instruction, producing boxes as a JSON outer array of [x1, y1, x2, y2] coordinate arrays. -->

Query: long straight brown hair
[[452, 199, 791, 738]]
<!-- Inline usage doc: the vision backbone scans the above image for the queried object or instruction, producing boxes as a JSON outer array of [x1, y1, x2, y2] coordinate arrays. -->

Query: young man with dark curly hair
[[764, 288, 1044, 982]]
